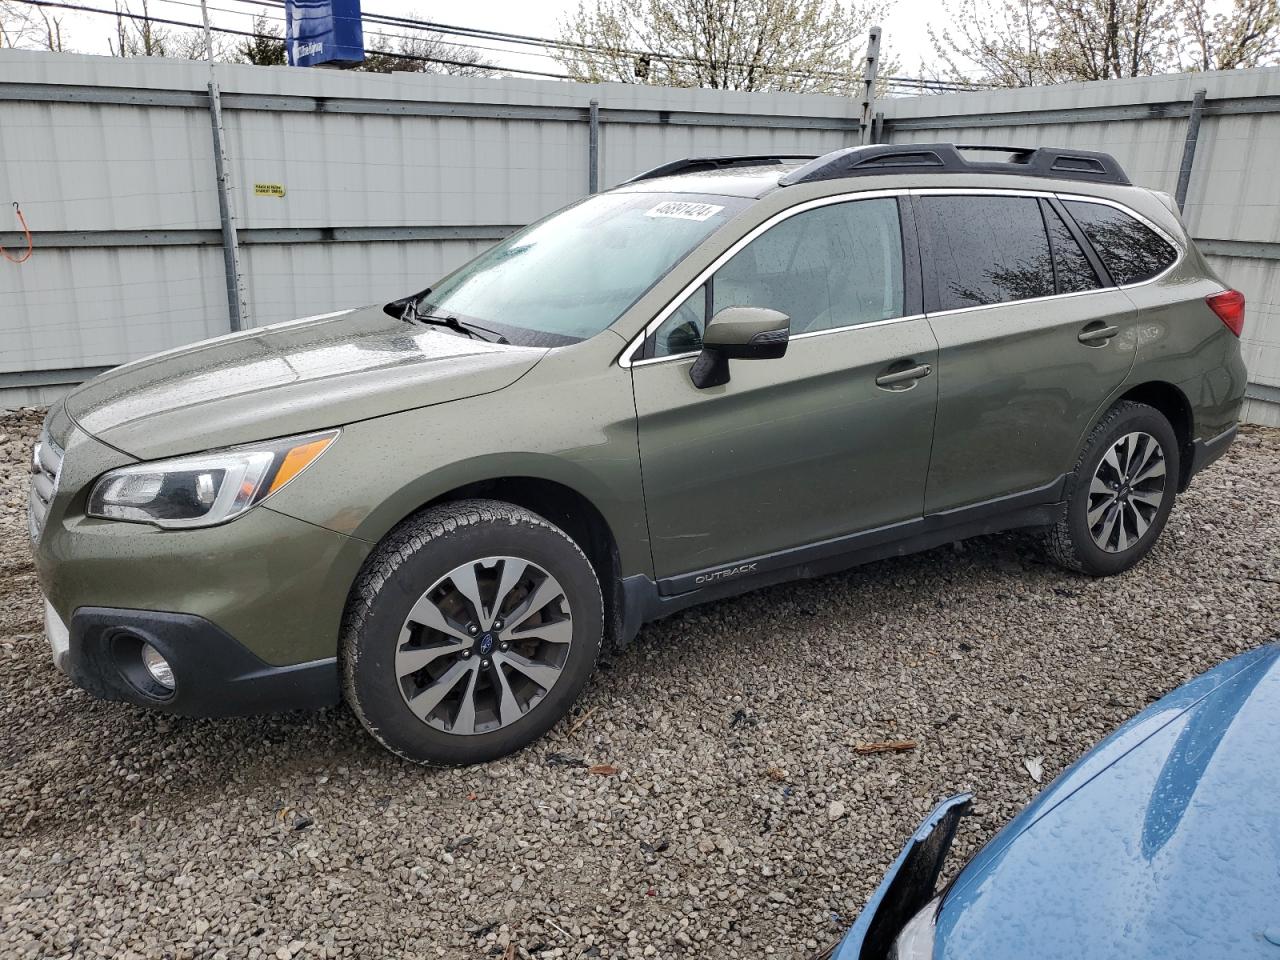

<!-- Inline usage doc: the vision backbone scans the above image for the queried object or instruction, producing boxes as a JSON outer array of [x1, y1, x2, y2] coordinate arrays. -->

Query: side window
[[650, 199, 905, 358], [1043, 203, 1102, 294], [921, 195, 1054, 310], [1062, 200, 1178, 286]]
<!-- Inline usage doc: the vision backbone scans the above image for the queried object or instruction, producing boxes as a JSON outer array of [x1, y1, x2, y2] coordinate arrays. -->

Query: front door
[[630, 196, 939, 589], [917, 192, 1138, 514]]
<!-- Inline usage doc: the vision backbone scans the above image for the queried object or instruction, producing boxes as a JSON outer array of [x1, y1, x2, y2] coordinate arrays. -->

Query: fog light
[[140, 643, 175, 690]]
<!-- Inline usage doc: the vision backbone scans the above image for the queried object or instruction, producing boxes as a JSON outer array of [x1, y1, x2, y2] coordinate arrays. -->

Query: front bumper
[[832, 794, 972, 960], [54, 606, 339, 716], [46, 598, 71, 674], [31, 412, 373, 713]]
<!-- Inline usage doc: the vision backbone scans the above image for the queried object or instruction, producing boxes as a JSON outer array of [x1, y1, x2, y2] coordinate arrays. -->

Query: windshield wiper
[[415, 310, 510, 345], [393, 290, 509, 344]]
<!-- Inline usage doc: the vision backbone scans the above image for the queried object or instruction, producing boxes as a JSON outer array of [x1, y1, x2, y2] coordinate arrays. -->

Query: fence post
[[1175, 88, 1207, 213], [859, 27, 881, 146], [588, 98, 600, 194], [208, 77, 247, 332]]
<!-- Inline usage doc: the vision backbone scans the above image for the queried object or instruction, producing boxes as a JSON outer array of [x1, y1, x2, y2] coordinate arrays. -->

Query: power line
[[16, 0, 985, 93], [224, 0, 988, 92], [13, 0, 579, 78], [153, 0, 567, 67], [160, 0, 563, 65]]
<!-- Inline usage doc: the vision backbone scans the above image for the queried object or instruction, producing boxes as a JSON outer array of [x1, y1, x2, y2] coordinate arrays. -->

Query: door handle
[[875, 363, 932, 388], [1078, 323, 1120, 345]]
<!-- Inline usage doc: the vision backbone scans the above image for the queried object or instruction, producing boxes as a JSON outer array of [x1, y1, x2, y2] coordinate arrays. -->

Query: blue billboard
[[284, 0, 365, 68]]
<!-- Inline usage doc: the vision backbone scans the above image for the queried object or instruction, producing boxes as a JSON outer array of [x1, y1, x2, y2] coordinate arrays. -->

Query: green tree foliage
[[235, 14, 286, 66]]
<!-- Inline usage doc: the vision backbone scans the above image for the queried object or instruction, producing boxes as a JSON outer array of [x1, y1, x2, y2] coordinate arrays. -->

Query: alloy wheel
[[1087, 431, 1167, 553], [394, 556, 573, 734]]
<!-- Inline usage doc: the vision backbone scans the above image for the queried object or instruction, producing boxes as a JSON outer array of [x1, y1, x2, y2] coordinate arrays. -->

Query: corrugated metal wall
[[0, 50, 860, 405], [2, 50, 1278, 424]]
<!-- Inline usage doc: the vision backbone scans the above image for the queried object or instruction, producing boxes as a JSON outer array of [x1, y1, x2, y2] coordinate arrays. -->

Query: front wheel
[[1043, 401, 1180, 576], [342, 500, 603, 765]]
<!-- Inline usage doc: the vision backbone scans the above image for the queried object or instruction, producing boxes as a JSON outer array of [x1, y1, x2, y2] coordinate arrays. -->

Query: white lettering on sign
[[293, 40, 324, 60], [645, 201, 725, 222]]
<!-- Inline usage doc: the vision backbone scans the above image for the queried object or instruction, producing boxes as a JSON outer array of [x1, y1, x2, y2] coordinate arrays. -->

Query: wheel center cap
[[478, 632, 496, 655]]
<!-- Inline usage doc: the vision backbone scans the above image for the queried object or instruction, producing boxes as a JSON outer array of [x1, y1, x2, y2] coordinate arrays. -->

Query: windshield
[[416, 192, 748, 346]]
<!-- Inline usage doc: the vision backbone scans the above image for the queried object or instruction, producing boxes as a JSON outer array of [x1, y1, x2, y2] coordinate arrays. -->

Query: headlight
[[87, 430, 337, 528], [889, 896, 939, 959]]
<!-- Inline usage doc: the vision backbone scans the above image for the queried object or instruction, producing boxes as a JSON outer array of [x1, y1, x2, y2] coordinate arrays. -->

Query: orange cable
[[1, 203, 32, 264]]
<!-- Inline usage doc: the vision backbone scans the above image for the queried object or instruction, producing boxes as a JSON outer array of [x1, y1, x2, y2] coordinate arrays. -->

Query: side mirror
[[689, 307, 790, 389]]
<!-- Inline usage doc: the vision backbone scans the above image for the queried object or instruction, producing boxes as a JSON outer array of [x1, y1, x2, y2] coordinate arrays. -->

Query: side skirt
[[618, 476, 1066, 644]]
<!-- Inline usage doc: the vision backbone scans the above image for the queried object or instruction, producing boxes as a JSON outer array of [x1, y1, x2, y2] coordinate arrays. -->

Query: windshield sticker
[[645, 201, 725, 222]]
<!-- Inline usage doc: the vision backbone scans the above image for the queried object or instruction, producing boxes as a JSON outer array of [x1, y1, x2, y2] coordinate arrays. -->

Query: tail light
[[1206, 289, 1245, 337]]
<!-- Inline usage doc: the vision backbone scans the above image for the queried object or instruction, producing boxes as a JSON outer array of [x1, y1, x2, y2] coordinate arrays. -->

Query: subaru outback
[[29, 143, 1247, 764]]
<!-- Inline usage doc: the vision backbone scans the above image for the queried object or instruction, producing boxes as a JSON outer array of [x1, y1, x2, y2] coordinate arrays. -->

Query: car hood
[[63, 306, 547, 459], [935, 643, 1280, 960]]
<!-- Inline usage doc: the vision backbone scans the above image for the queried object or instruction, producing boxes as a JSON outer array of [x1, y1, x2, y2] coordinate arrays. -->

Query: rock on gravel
[[1, 406, 1278, 959]]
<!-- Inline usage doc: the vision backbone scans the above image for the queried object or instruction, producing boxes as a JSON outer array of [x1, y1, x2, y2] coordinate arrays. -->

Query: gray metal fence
[[0, 50, 862, 405], [1, 49, 1278, 425]]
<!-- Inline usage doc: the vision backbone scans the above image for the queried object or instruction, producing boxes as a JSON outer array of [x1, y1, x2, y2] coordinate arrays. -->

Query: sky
[[38, 0, 950, 79]]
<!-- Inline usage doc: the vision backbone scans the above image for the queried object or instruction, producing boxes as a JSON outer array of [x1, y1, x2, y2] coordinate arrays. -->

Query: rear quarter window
[[1062, 200, 1178, 286]]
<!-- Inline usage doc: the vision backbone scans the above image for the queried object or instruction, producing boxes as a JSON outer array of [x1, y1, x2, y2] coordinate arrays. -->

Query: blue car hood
[[935, 644, 1280, 960]]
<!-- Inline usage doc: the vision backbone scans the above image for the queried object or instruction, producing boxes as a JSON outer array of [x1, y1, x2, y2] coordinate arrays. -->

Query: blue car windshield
[[417, 192, 747, 346]]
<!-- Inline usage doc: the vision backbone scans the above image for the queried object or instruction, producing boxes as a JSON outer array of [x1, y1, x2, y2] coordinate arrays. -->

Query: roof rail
[[624, 155, 817, 184], [778, 143, 1130, 187]]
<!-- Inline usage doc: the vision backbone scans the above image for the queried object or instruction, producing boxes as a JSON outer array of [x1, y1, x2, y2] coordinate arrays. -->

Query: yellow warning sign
[[254, 183, 286, 198]]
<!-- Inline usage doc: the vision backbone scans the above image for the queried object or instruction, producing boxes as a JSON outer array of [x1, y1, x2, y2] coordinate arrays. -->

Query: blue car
[[833, 643, 1280, 960]]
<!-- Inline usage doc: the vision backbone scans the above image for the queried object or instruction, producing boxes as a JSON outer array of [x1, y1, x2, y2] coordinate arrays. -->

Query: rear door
[[918, 191, 1138, 514], [630, 195, 939, 588]]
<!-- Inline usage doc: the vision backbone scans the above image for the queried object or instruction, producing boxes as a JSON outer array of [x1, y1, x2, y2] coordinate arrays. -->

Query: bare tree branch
[[554, 0, 894, 95], [2, 0, 71, 50], [933, 0, 1278, 86]]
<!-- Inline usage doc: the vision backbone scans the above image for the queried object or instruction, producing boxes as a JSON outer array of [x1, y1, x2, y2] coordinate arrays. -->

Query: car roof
[[611, 144, 1133, 202], [610, 161, 807, 199]]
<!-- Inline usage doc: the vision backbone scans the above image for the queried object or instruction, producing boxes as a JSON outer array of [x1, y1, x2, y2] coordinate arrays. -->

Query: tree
[[234, 13, 286, 66], [1041, 0, 1178, 80], [356, 26, 495, 75], [553, 0, 892, 95], [929, 0, 1056, 86], [108, 0, 171, 57], [932, 0, 1280, 86], [1, 0, 70, 50], [1179, 0, 1280, 70]]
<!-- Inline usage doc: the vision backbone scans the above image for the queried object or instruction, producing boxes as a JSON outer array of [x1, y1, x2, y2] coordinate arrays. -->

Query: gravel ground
[[1, 405, 1277, 960]]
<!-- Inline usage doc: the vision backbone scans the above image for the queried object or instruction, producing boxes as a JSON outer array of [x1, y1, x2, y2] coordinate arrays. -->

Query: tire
[[341, 499, 603, 765], [1044, 400, 1180, 576]]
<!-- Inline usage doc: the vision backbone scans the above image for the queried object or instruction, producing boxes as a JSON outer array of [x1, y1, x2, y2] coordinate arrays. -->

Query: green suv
[[29, 144, 1247, 764]]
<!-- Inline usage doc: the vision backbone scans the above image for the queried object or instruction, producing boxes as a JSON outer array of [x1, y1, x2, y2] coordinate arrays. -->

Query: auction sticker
[[645, 201, 724, 222]]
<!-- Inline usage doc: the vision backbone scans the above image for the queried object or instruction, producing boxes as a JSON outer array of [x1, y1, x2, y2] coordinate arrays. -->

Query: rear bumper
[[1186, 424, 1237, 486], [58, 606, 339, 717]]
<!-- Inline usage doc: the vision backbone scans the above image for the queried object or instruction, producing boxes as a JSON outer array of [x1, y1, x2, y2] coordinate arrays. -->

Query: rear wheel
[[342, 500, 602, 765], [1044, 401, 1179, 576]]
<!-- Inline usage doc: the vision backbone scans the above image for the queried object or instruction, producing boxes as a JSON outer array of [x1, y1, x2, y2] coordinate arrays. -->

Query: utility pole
[[201, 0, 248, 332], [199, 0, 213, 60], [860, 26, 881, 146], [1175, 89, 1207, 212]]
